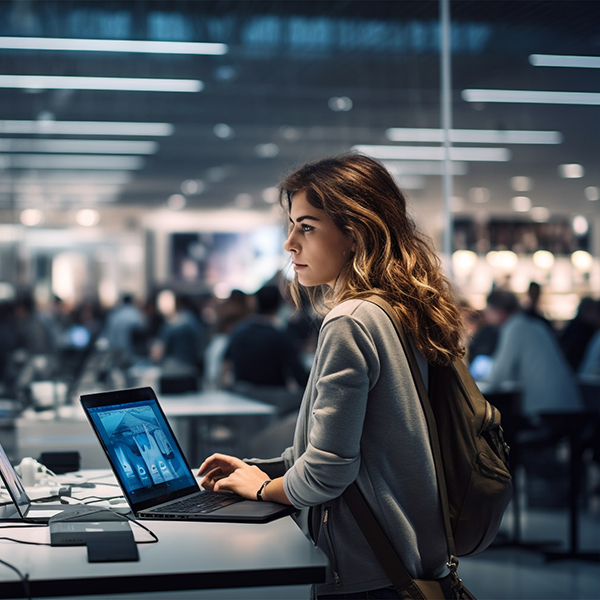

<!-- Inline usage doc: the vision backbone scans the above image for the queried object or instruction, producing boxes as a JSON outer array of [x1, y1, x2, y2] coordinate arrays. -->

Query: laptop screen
[[0, 440, 30, 519], [85, 393, 197, 507]]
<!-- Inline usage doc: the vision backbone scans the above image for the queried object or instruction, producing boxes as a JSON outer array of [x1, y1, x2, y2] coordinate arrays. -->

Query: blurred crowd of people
[[0, 281, 318, 414], [3, 277, 600, 419]]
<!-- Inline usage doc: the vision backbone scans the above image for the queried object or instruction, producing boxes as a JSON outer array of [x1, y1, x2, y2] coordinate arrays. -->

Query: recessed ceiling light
[[462, 89, 600, 105], [167, 194, 186, 210], [328, 96, 353, 111], [255, 143, 279, 158], [530, 207, 550, 222], [510, 176, 533, 192], [213, 123, 234, 139], [280, 126, 300, 142], [181, 179, 205, 195], [0, 36, 228, 55], [234, 193, 253, 209], [512, 196, 532, 212], [469, 187, 491, 203], [558, 163, 584, 178], [20, 208, 43, 226], [0, 75, 203, 93], [261, 187, 279, 204], [76, 208, 100, 227], [533, 250, 555, 270], [385, 128, 562, 144], [353, 145, 511, 162], [584, 186, 600, 201], [572, 215, 589, 236], [572, 250, 593, 272]]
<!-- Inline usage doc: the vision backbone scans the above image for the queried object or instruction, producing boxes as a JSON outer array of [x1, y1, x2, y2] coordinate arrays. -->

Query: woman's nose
[[283, 230, 297, 253]]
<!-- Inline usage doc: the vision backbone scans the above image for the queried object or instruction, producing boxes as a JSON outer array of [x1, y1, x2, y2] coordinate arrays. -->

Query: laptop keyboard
[[152, 492, 244, 515]]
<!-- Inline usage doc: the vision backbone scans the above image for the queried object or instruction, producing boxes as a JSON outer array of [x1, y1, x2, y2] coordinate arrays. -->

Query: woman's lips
[[293, 263, 307, 270]]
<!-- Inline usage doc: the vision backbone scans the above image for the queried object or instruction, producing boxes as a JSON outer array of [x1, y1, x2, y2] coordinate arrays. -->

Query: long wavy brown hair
[[279, 153, 464, 365]]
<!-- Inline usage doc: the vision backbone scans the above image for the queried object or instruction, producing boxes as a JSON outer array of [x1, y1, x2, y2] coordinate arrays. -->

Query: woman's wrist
[[256, 479, 272, 501]]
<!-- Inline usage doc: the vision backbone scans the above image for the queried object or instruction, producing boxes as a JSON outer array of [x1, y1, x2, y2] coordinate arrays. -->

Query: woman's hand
[[198, 453, 271, 501]]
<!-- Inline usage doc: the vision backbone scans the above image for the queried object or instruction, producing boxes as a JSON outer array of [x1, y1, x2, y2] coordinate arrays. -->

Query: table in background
[[15, 390, 277, 469], [160, 390, 277, 464]]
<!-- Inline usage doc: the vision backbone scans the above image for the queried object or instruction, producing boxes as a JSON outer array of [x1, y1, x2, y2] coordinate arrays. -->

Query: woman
[[199, 154, 465, 598]]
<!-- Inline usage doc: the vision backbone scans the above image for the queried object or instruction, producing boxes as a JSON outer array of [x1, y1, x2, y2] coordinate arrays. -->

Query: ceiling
[[0, 0, 599, 238]]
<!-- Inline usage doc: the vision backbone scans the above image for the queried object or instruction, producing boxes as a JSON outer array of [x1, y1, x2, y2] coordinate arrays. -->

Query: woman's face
[[283, 190, 355, 289]]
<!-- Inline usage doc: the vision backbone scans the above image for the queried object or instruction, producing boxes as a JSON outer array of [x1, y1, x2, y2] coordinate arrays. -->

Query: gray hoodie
[[272, 299, 447, 596]]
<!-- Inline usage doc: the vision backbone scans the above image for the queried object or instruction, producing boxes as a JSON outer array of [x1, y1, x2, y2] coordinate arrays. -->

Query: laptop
[[80, 386, 295, 523], [0, 440, 103, 524]]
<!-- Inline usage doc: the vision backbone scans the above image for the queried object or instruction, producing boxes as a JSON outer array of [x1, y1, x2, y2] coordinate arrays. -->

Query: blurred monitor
[[68, 325, 91, 349], [469, 355, 493, 380]]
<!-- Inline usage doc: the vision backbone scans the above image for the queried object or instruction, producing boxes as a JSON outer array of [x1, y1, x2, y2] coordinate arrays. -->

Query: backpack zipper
[[323, 507, 341, 586]]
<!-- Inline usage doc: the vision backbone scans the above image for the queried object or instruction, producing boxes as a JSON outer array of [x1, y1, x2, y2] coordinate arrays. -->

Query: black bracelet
[[256, 479, 272, 501]]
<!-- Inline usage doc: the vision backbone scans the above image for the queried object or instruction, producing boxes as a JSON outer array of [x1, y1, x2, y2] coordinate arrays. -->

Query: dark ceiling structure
[[0, 0, 599, 228]]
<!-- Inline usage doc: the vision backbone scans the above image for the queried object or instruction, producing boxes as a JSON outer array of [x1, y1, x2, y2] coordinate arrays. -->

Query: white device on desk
[[0, 442, 105, 523], [80, 386, 295, 523]]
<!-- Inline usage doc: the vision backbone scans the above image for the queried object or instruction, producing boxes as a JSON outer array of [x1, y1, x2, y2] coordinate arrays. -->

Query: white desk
[[0, 471, 327, 599]]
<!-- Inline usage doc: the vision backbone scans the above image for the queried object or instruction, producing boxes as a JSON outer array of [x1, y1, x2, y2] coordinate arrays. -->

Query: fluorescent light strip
[[0, 36, 228, 55], [530, 54, 600, 69], [0, 139, 158, 154], [462, 89, 600, 105], [2, 187, 123, 199], [0, 154, 145, 170], [386, 127, 562, 144], [0, 75, 203, 92], [382, 160, 469, 176], [2, 172, 133, 184], [353, 145, 511, 162], [0, 120, 173, 136]]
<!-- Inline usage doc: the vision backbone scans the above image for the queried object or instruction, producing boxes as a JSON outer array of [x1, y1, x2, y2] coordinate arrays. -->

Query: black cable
[[0, 558, 31, 600], [121, 513, 160, 544], [0, 537, 51, 546]]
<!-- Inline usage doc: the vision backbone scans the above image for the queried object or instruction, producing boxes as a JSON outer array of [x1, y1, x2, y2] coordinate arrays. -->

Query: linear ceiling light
[[386, 127, 562, 144], [0, 154, 145, 170], [2, 172, 133, 184], [0, 36, 228, 55], [0, 183, 123, 195], [353, 145, 511, 162], [530, 54, 600, 69], [382, 160, 469, 175], [462, 89, 600, 105], [0, 120, 173, 136], [0, 75, 203, 92], [0, 139, 158, 154]]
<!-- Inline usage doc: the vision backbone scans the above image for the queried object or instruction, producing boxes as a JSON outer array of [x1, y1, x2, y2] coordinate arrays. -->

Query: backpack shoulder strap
[[363, 295, 457, 561], [343, 481, 415, 592]]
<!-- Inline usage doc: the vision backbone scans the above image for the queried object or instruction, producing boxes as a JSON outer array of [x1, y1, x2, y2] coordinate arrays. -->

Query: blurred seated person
[[203, 289, 252, 389], [561, 297, 600, 372], [14, 292, 54, 355], [460, 300, 499, 366], [224, 284, 309, 394], [151, 294, 207, 374], [103, 294, 146, 355], [523, 281, 553, 331], [482, 289, 582, 418]]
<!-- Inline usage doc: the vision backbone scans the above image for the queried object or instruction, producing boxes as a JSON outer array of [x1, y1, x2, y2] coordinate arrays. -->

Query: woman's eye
[[301, 224, 314, 233]]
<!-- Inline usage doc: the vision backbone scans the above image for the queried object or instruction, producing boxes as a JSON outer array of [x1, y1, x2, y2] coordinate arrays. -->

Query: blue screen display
[[88, 399, 195, 505]]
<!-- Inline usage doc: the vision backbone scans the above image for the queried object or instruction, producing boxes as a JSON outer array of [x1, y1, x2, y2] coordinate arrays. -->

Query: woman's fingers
[[198, 453, 241, 476]]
